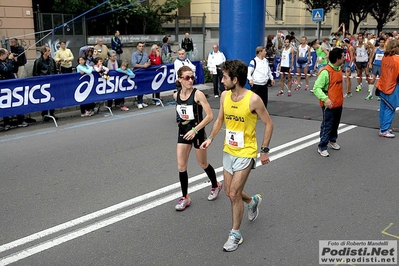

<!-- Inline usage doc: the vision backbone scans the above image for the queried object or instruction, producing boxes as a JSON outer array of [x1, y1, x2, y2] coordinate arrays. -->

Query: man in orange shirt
[[376, 39, 399, 138]]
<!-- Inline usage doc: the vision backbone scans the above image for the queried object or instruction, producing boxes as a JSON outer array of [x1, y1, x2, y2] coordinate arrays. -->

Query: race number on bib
[[176, 105, 194, 120], [375, 54, 384, 60], [225, 130, 244, 148]]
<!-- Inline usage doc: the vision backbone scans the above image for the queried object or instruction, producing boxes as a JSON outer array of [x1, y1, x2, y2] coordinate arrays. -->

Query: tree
[[369, 0, 399, 34], [338, 0, 376, 34], [49, 0, 190, 35], [298, 0, 339, 14]]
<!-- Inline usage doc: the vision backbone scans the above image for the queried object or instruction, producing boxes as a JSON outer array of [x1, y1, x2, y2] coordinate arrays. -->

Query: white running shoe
[[248, 194, 262, 221], [223, 231, 243, 252], [207, 182, 223, 201]]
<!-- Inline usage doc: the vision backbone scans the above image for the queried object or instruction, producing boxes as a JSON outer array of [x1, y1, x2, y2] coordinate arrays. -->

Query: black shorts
[[280, 66, 291, 75], [356, 61, 368, 70], [177, 123, 206, 149]]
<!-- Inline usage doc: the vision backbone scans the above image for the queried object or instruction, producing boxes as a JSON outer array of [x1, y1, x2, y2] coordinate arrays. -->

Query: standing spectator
[[32, 45, 58, 122], [312, 48, 345, 157], [94, 38, 109, 62], [376, 39, 399, 138], [111, 30, 123, 60], [181, 32, 194, 60], [200, 60, 274, 252], [9, 38, 27, 78], [207, 44, 226, 97], [149, 44, 162, 105], [173, 65, 221, 211], [104, 50, 129, 111], [55, 40, 74, 73], [0, 48, 28, 129], [174, 48, 196, 79], [132, 42, 151, 109], [247, 46, 275, 108], [161, 35, 173, 64], [76, 56, 95, 117]]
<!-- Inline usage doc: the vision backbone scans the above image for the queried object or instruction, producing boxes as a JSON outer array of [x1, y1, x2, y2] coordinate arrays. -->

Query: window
[[275, 0, 283, 20]]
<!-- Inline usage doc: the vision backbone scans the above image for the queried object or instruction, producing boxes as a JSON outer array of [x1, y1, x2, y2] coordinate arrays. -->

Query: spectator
[[32, 45, 58, 122], [161, 35, 173, 64], [376, 39, 399, 138], [132, 42, 151, 109], [79, 45, 97, 66], [104, 50, 129, 111], [94, 38, 109, 61], [0, 48, 28, 129], [181, 32, 194, 60], [76, 56, 95, 117], [111, 30, 123, 60], [55, 40, 74, 73], [149, 44, 162, 105], [207, 44, 226, 97], [247, 46, 275, 108], [9, 38, 27, 78], [93, 57, 109, 79], [116, 61, 135, 77], [174, 48, 196, 80]]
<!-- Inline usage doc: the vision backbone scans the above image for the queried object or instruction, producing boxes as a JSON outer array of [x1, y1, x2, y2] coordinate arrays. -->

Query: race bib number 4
[[225, 130, 244, 148], [176, 105, 194, 120]]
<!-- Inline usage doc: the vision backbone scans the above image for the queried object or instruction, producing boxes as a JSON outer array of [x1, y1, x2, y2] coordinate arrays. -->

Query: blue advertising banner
[[0, 61, 204, 117]]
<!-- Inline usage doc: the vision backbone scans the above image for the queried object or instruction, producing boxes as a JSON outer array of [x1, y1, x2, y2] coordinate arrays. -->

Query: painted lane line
[[0, 177, 224, 266], [382, 223, 399, 240], [0, 125, 357, 257]]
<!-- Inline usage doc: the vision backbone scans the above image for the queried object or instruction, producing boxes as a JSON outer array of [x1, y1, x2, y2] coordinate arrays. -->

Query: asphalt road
[[1, 79, 398, 266]]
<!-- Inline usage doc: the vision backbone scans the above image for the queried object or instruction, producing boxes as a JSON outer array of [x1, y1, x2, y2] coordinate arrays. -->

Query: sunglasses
[[180, 75, 195, 81]]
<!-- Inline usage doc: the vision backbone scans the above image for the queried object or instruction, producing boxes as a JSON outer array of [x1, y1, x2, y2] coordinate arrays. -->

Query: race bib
[[176, 105, 194, 120], [299, 52, 304, 57], [225, 129, 244, 148], [282, 55, 287, 60], [375, 54, 384, 60]]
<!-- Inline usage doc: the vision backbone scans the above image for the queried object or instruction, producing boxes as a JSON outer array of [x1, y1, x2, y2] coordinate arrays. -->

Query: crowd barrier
[[0, 61, 204, 118]]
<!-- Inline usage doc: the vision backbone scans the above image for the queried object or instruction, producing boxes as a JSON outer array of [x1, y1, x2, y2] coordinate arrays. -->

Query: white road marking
[[0, 124, 357, 265]]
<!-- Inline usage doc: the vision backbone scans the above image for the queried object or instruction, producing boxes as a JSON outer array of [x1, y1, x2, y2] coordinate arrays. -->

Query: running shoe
[[365, 95, 373, 100], [377, 97, 381, 101], [328, 142, 341, 150], [207, 182, 223, 201], [295, 85, 301, 91], [344, 92, 353, 98], [287, 90, 292, 97], [248, 194, 262, 221], [317, 148, 330, 157], [379, 131, 395, 138], [17, 121, 29, 127], [310, 89, 314, 93], [138, 104, 143, 109], [355, 85, 362, 92], [277, 90, 284, 96], [142, 103, 149, 107], [120, 105, 129, 111], [305, 85, 309, 91], [223, 231, 243, 252], [175, 196, 192, 211]]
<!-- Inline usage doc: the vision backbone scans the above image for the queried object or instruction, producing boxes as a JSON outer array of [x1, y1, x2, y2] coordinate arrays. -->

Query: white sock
[[231, 229, 240, 235], [369, 85, 374, 95]]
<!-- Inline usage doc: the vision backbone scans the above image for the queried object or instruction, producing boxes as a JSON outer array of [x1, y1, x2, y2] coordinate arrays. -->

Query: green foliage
[[369, 0, 399, 34], [51, 0, 191, 34], [298, 0, 339, 14]]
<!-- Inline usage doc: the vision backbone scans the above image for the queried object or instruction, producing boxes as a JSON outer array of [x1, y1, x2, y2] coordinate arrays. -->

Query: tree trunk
[[352, 20, 360, 35], [376, 21, 384, 35]]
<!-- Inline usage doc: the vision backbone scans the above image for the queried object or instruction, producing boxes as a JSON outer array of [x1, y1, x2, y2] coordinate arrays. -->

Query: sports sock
[[179, 171, 188, 197], [204, 164, 217, 188], [231, 229, 240, 235], [369, 85, 374, 95]]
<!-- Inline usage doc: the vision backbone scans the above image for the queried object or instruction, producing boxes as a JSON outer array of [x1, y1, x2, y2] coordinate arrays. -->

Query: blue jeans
[[137, 95, 143, 104], [319, 106, 342, 151], [379, 87, 399, 132]]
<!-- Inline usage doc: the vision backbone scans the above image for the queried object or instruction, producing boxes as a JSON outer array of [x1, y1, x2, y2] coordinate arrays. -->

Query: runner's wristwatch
[[260, 146, 270, 153]]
